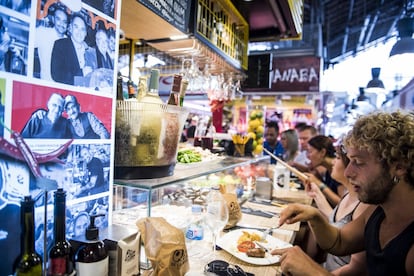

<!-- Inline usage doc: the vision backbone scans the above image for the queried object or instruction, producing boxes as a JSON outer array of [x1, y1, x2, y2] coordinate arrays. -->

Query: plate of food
[[216, 229, 292, 265]]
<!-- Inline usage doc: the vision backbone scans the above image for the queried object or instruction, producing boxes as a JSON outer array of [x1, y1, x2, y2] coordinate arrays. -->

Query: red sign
[[271, 56, 320, 92]]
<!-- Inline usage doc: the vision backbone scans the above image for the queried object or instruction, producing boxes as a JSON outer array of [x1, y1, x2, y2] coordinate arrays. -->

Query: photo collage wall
[[0, 0, 120, 274]]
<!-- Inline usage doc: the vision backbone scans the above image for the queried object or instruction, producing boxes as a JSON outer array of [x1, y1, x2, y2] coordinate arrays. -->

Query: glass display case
[[112, 155, 270, 229]]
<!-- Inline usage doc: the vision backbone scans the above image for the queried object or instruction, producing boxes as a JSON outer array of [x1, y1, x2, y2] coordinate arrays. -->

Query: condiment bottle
[[14, 196, 43, 276], [48, 188, 74, 276], [75, 214, 108, 276], [127, 80, 136, 99], [139, 69, 163, 104]]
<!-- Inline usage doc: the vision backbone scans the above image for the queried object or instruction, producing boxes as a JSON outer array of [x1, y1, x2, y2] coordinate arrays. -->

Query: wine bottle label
[[49, 257, 67, 274], [76, 257, 108, 276]]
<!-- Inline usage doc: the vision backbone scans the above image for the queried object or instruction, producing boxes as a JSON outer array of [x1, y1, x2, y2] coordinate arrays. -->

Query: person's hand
[[278, 203, 319, 226], [31, 109, 47, 120], [304, 173, 323, 186], [305, 180, 323, 198], [304, 180, 333, 218], [271, 246, 330, 276]]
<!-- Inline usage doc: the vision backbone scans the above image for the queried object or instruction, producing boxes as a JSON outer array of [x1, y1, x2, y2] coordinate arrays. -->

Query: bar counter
[[138, 189, 312, 276]]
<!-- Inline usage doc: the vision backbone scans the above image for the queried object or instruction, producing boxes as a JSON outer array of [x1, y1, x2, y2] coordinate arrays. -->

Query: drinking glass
[[204, 189, 229, 256]]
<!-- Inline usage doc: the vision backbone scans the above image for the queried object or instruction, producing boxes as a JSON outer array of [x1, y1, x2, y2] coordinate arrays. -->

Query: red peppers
[[11, 131, 43, 178], [0, 119, 73, 177], [0, 136, 73, 177]]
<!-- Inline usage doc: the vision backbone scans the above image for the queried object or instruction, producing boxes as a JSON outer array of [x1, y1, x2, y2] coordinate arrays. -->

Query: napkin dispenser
[[101, 224, 141, 276], [255, 177, 273, 200]]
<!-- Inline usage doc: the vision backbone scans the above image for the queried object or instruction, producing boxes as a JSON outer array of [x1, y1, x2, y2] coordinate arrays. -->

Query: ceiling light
[[389, 17, 414, 57], [366, 67, 385, 88]]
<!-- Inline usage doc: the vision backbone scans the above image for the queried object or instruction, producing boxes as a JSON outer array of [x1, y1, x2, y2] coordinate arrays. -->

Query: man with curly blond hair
[[271, 110, 414, 276]]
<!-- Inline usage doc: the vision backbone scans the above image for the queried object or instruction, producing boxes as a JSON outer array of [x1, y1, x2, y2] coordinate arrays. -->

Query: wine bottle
[[167, 74, 182, 105], [136, 76, 147, 101], [48, 188, 74, 276], [139, 69, 163, 104], [14, 196, 43, 276], [179, 79, 189, 107], [116, 73, 124, 100]]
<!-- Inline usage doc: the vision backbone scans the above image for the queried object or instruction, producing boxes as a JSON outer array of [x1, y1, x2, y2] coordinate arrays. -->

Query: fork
[[260, 224, 282, 240]]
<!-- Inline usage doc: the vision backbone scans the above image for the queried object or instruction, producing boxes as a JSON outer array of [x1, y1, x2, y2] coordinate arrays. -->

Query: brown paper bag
[[222, 193, 242, 230], [136, 217, 189, 276]]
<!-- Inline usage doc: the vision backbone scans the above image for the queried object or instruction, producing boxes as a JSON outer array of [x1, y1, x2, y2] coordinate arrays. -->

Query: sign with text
[[271, 56, 320, 92], [137, 0, 192, 33]]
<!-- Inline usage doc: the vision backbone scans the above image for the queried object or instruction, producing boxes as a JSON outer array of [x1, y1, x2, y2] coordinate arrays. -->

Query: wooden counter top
[[141, 188, 313, 276]]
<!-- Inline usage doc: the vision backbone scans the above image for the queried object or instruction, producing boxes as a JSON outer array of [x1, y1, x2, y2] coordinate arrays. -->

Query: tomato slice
[[237, 241, 256, 253]]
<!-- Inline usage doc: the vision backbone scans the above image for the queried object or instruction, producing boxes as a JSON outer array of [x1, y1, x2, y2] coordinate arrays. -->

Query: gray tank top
[[324, 194, 361, 271]]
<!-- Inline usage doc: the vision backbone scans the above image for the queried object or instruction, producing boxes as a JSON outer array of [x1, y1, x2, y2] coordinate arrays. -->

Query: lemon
[[256, 111, 263, 118], [249, 111, 257, 120], [248, 132, 256, 140], [252, 140, 258, 149], [260, 117, 265, 124], [256, 125, 264, 135], [253, 144, 263, 155], [248, 119, 260, 130]]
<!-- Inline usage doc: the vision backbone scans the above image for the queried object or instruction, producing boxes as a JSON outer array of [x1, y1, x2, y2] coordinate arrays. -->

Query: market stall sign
[[271, 56, 320, 92], [137, 0, 191, 33]]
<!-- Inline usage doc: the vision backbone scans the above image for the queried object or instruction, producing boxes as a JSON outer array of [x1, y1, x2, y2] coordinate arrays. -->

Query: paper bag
[[222, 193, 242, 230], [136, 217, 189, 276]]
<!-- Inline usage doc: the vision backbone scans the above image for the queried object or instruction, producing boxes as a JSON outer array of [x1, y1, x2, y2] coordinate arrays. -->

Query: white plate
[[216, 229, 292, 265]]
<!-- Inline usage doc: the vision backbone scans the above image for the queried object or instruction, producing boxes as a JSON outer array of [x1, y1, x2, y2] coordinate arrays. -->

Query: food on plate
[[237, 241, 255, 253], [237, 231, 262, 244], [246, 247, 266, 258]]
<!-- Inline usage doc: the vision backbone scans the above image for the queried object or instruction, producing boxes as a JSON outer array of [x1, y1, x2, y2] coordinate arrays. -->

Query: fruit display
[[247, 105, 266, 156]]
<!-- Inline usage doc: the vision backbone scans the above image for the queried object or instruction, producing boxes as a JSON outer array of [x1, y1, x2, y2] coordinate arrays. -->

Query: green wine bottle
[[14, 196, 43, 276]]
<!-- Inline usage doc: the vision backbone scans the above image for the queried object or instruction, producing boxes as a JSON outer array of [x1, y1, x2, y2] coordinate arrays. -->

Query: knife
[[254, 241, 270, 252], [241, 207, 274, 218]]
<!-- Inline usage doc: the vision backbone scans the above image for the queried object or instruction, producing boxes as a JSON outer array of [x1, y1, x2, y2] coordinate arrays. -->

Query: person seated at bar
[[288, 124, 318, 172], [305, 135, 344, 206], [302, 138, 371, 273], [272, 110, 414, 276], [263, 121, 284, 164]]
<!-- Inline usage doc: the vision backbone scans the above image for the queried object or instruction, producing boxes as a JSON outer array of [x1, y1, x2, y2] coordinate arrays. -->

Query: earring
[[392, 176, 400, 184]]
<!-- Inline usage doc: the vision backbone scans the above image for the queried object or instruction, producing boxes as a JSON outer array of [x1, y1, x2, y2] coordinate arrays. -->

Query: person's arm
[[305, 173, 341, 206], [289, 161, 311, 172], [86, 112, 109, 139], [31, 109, 47, 120], [331, 250, 368, 276], [305, 181, 333, 217], [275, 245, 332, 276], [275, 203, 340, 252]]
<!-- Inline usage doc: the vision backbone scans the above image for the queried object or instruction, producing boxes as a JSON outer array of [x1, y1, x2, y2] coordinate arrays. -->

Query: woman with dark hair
[[305, 135, 344, 206]]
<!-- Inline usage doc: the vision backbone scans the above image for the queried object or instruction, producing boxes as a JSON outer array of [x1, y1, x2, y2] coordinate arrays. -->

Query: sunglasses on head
[[204, 260, 254, 276]]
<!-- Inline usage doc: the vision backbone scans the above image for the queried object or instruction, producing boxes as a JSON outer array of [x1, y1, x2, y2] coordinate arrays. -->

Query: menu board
[[137, 0, 192, 33]]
